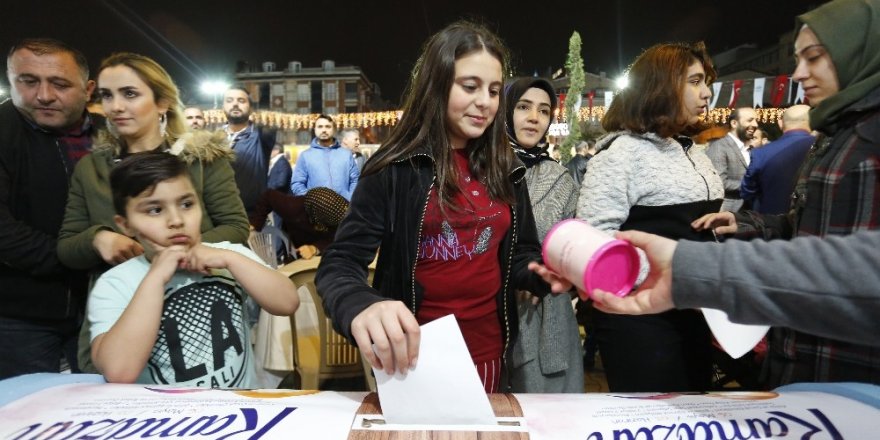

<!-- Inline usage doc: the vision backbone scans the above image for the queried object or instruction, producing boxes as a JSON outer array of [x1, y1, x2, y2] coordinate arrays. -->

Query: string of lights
[[203, 106, 785, 131]]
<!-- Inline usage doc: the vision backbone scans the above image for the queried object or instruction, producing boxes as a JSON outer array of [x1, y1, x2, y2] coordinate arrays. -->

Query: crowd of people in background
[[0, 0, 877, 396]]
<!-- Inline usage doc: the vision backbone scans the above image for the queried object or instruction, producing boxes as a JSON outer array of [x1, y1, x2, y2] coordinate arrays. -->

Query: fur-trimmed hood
[[92, 129, 234, 164]]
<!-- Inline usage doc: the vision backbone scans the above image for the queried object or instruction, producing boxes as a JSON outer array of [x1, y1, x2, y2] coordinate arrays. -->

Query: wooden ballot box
[[348, 392, 529, 439]]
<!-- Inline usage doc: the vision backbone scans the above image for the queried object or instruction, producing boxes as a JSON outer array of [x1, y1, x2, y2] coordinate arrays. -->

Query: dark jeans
[[0, 315, 80, 380], [594, 308, 713, 392]]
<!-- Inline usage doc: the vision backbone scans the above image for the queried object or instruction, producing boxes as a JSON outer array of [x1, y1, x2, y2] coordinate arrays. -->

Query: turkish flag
[[770, 75, 789, 107], [728, 80, 744, 108], [588, 90, 595, 110]]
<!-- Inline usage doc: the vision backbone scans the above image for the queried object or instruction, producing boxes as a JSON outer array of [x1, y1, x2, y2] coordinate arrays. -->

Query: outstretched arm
[[184, 244, 299, 316], [594, 229, 880, 346], [590, 230, 676, 315], [673, 230, 880, 346]]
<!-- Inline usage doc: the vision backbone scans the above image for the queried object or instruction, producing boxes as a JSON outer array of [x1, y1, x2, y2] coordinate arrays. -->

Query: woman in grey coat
[[505, 77, 584, 393]]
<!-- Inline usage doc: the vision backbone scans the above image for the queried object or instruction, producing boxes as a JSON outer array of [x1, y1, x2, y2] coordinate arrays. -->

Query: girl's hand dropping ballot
[[352, 300, 421, 375]]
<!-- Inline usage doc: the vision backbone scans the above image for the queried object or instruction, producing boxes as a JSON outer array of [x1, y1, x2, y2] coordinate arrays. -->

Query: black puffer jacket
[[315, 144, 550, 356]]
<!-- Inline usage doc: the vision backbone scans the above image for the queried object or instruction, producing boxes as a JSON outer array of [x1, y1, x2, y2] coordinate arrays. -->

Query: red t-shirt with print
[[415, 148, 510, 363]]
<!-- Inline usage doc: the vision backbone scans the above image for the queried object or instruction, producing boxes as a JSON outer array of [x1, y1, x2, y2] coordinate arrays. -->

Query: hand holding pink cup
[[542, 219, 639, 300]]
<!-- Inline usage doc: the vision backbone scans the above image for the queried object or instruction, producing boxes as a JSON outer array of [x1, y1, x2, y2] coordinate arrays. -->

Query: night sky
[[2, 0, 825, 107]]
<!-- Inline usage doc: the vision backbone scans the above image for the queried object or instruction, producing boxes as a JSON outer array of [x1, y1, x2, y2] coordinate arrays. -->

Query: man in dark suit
[[707, 107, 757, 211], [565, 140, 594, 187], [741, 105, 815, 215], [267, 144, 292, 194]]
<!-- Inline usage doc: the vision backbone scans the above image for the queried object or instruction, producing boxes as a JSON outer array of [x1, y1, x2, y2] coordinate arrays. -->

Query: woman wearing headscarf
[[505, 77, 583, 393], [694, 0, 880, 386], [249, 186, 349, 254]]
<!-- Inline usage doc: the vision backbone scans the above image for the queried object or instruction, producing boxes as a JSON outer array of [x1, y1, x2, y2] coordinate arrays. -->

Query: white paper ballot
[[372, 314, 497, 425], [702, 308, 769, 359]]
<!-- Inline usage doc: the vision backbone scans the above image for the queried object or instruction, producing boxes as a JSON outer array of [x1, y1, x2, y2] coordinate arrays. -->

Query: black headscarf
[[504, 77, 558, 167]]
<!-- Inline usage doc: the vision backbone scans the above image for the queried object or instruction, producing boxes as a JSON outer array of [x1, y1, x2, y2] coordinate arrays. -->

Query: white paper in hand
[[702, 308, 769, 359], [372, 314, 496, 425]]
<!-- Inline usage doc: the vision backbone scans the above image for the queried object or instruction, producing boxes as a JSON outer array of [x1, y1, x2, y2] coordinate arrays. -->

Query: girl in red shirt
[[315, 21, 570, 393]]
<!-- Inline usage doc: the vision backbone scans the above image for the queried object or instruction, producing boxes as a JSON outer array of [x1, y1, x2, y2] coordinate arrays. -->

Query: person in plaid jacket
[[692, 0, 880, 386]]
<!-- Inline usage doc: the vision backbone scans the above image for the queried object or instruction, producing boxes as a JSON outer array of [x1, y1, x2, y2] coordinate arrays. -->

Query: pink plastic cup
[[542, 219, 639, 300]]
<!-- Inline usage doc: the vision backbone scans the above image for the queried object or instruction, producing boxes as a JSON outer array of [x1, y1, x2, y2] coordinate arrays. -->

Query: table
[[1, 374, 878, 440]]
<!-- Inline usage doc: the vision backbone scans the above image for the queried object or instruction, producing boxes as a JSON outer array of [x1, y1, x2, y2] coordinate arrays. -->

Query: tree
[[560, 31, 585, 164]]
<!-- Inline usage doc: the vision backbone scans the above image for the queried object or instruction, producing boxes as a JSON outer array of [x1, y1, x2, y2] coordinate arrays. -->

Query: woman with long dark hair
[[315, 21, 563, 393]]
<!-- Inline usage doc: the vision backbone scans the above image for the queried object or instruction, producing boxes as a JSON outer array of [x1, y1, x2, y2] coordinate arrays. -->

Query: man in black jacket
[[223, 86, 277, 215], [0, 38, 96, 378], [565, 140, 593, 187]]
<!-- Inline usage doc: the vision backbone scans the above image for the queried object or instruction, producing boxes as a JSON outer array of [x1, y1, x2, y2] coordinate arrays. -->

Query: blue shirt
[[290, 138, 359, 200]]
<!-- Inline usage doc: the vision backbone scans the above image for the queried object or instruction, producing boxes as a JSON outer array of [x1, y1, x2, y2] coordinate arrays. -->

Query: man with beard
[[290, 114, 358, 200], [184, 106, 207, 130], [223, 86, 277, 215], [707, 107, 758, 211]]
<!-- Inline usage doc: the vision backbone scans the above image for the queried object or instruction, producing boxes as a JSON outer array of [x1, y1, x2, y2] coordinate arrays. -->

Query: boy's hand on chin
[[148, 246, 189, 284], [140, 236, 173, 257], [181, 244, 229, 275]]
